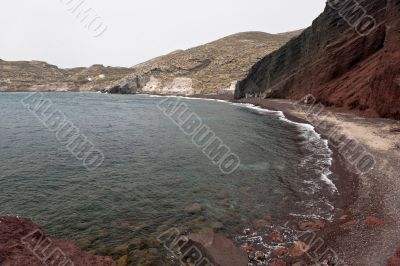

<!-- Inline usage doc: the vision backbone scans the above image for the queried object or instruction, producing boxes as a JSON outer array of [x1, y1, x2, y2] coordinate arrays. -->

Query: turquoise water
[[0, 93, 337, 264]]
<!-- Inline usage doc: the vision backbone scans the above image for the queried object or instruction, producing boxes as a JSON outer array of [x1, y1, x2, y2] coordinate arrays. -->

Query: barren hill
[[105, 31, 302, 94], [0, 30, 300, 94], [0, 60, 132, 92]]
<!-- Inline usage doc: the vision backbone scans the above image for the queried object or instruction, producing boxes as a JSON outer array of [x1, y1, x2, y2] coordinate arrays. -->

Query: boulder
[[298, 220, 325, 231], [187, 233, 248, 266], [185, 203, 203, 214]]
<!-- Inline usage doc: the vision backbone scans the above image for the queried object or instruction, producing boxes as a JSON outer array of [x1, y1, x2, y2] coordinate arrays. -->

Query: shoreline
[[190, 94, 360, 264], [182, 93, 400, 264], [156, 93, 361, 264], [232, 97, 400, 265], [2, 92, 399, 265], [127, 92, 399, 264]]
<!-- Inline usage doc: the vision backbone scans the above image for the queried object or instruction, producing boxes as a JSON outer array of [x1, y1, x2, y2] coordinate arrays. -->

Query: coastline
[[1, 92, 399, 265], [232, 97, 400, 265], [111, 92, 400, 264]]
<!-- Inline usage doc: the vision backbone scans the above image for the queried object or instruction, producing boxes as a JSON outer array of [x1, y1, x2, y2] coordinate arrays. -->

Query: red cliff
[[236, 0, 400, 119]]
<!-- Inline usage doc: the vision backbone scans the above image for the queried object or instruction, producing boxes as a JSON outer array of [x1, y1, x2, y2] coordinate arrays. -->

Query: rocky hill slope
[[104, 31, 302, 94], [0, 31, 301, 94], [0, 60, 133, 92], [236, 0, 400, 119]]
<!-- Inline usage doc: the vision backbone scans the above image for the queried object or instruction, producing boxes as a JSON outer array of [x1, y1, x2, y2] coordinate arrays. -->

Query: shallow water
[[0, 93, 338, 264]]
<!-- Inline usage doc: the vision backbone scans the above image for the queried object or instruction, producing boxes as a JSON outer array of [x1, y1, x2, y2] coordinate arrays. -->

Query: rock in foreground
[[0, 216, 115, 266], [187, 233, 248, 266]]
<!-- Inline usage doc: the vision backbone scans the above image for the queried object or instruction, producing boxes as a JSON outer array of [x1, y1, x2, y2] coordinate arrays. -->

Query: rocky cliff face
[[236, 0, 400, 119], [0, 217, 115, 266], [104, 31, 301, 95]]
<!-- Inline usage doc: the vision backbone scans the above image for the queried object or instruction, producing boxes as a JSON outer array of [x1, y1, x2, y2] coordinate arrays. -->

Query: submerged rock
[[289, 241, 310, 257], [187, 233, 248, 266], [253, 219, 270, 229], [185, 203, 203, 214], [117, 255, 128, 266]]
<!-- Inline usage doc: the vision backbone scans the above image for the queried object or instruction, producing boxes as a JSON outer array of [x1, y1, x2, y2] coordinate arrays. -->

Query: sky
[[0, 0, 326, 68]]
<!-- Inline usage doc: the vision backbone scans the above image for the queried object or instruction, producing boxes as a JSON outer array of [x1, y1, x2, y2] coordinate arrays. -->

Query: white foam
[[231, 103, 338, 193], [142, 95, 338, 193]]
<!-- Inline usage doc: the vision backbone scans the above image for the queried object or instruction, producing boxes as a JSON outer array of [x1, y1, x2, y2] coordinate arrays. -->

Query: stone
[[73, 222, 91, 231], [365, 216, 386, 226], [199, 227, 214, 235], [298, 220, 325, 231], [196, 216, 207, 222], [269, 230, 283, 242], [112, 243, 130, 255], [75, 238, 92, 249], [211, 221, 224, 230], [188, 233, 248, 266], [289, 241, 310, 257], [273, 247, 289, 257], [185, 203, 203, 214], [255, 251, 265, 260], [248, 252, 255, 261], [117, 255, 128, 266], [253, 219, 270, 228]]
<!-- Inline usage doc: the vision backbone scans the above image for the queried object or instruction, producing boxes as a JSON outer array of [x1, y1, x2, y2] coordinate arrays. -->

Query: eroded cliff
[[236, 0, 400, 119]]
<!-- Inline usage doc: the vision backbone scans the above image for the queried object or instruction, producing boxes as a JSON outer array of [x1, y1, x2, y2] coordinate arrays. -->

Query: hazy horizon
[[1, 0, 326, 68]]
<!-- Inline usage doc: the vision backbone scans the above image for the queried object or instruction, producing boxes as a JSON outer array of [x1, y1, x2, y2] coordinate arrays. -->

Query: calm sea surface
[[0, 93, 338, 264]]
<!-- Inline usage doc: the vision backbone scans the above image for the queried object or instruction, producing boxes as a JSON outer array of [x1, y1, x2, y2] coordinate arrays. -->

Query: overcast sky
[[0, 0, 326, 68]]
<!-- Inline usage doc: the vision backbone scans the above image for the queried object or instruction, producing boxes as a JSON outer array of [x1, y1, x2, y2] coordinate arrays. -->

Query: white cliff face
[[142, 76, 194, 95], [164, 77, 194, 95], [142, 76, 162, 93]]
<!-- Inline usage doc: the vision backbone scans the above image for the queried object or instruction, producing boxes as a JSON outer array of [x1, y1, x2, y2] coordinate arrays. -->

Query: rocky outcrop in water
[[0, 217, 115, 266], [236, 0, 400, 119]]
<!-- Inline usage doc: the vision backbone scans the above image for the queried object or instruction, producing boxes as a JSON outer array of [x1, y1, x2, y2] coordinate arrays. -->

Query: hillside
[[0, 60, 133, 92], [236, 0, 400, 119], [104, 31, 302, 94]]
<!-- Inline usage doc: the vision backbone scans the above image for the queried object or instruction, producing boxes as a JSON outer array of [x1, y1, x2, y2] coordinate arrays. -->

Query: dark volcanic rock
[[0, 216, 115, 266], [103, 74, 150, 94], [236, 0, 400, 119]]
